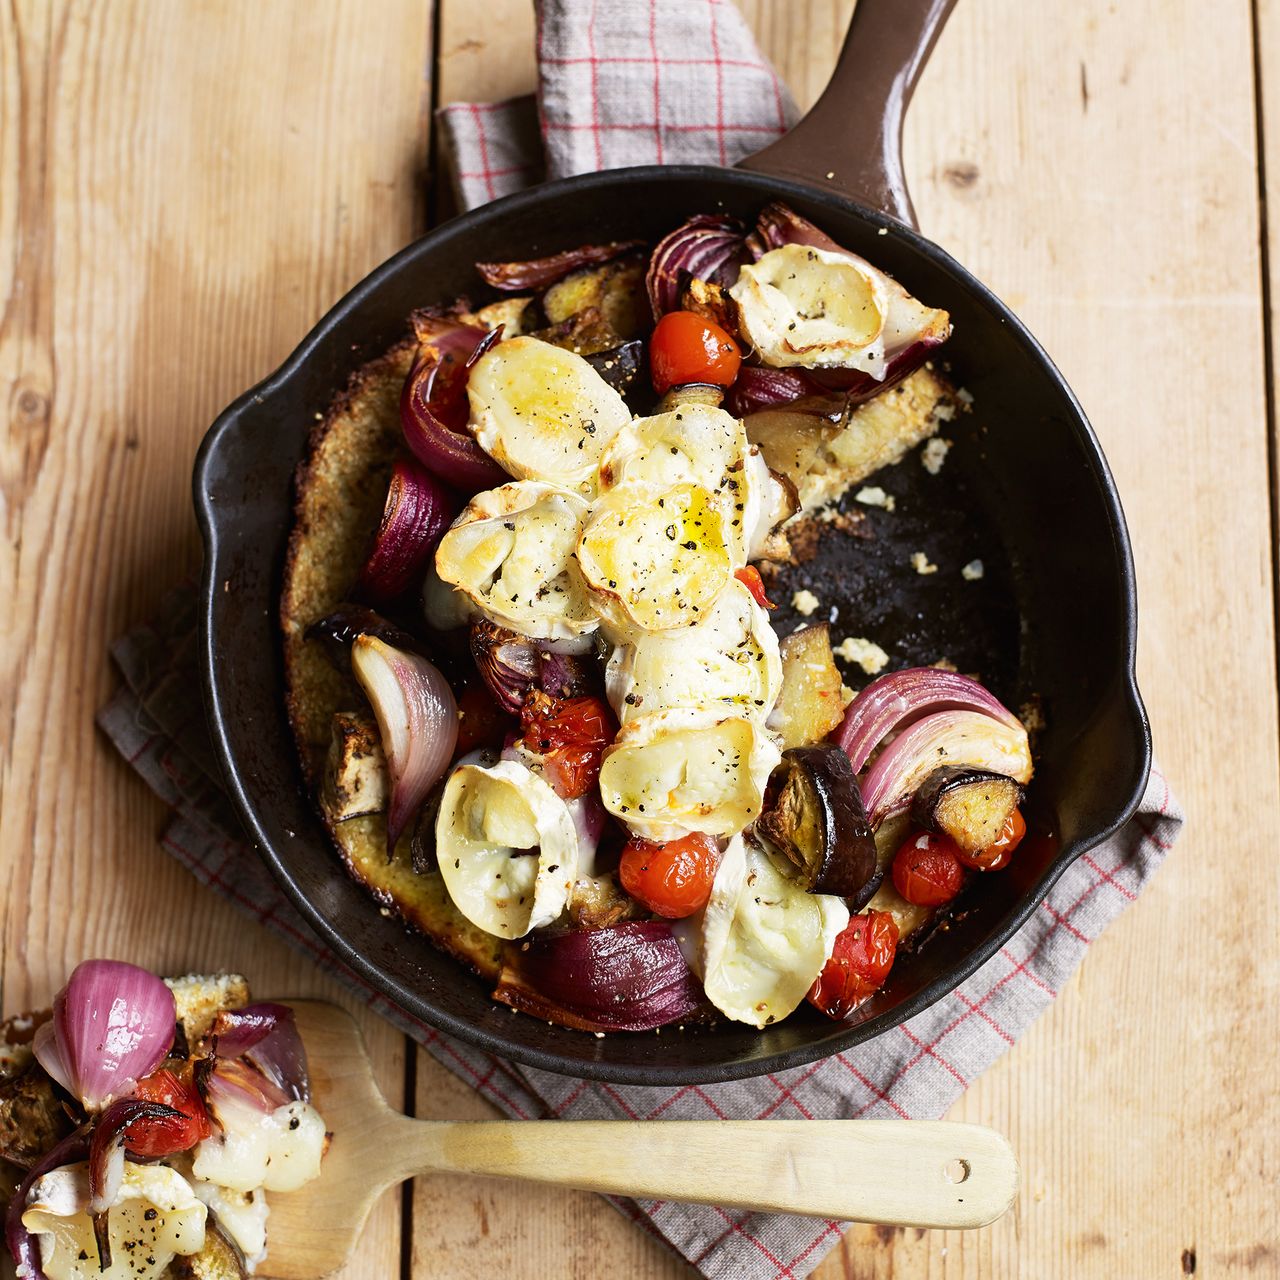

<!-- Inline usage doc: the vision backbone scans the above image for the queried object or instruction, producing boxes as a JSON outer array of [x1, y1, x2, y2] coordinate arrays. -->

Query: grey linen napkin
[[99, 4, 1184, 1277]]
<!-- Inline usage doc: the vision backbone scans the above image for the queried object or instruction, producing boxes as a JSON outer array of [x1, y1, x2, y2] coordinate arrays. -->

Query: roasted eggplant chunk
[[0, 1068, 71, 1170], [910, 765, 1022, 854], [321, 710, 388, 823], [758, 745, 877, 896]]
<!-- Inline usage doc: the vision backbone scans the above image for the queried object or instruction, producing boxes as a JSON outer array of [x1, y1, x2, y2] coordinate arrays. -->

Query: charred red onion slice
[[33, 961, 175, 1111], [401, 324, 509, 492], [87, 1099, 183, 1214], [476, 239, 645, 291], [210, 1002, 311, 1103], [357, 458, 459, 602], [351, 635, 459, 851], [5, 1129, 91, 1280], [860, 709, 1033, 827], [645, 214, 749, 318], [745, 202, 951, 402], [492, 922, 711, 1032], [836, 667, 1024, 773], [725, 365, 814, 417], [203, 1058, 293, 1126], [306, 605, 429, 679], [470, 619, 599, 714]]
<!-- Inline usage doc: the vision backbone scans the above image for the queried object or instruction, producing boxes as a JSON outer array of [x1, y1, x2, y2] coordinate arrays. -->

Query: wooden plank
[[415, 0, 1280, 1277], [0, 3, 433, 1277]]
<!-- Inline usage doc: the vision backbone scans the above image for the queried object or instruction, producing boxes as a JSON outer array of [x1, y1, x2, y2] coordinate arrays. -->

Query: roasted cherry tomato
[[734, 566, 776, 610], [892, 831, 966, 906], [520, 692, 616, 799], [808, 911, 899, 1019], [454, 681, 512, 755], [954, 807, 1027, 871], [649, 311, 741, 394], [126, 1068, 213, 1158], [618, 832, 720, 918]]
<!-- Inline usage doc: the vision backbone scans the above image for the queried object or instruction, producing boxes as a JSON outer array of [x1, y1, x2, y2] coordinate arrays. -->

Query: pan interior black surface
[[196, 167, 1150, 1083]]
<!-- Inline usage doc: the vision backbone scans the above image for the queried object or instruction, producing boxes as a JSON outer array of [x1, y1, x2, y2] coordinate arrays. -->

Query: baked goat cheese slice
[[596, 402, 787, 564], [435, 480, 597, 645], [577, 481, 733, 633], [467, 335, 631, 492], [597, 707, 780, 841], [730, 243, 949, 377], [691, 835, 848, 1029], [605, 578, 782, 725], [436, 758, 580, 938]]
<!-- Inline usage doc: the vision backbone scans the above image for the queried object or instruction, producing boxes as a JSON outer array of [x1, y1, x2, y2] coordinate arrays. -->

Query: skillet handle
[[737, 0, 956, 228]]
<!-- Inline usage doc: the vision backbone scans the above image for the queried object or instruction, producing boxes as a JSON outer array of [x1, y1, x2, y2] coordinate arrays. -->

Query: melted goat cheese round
[[693, 836, 849, 1028], [436, 758, 580, 938], [729, 244, 891, 376], [577, 481, 732, 633], [597, 707, 780, 841], [434, 480, 596, 643], [597, 402, 780, 565], [605, 578, 782, 724], [22, 1161, 207, 1280], [192, 1097, 326, 1194], [467, 336, 631, 491]]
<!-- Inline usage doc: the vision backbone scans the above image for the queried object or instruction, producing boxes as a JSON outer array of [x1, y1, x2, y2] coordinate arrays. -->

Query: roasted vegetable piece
[[910, 765, 1023, 855], [519, 692, 616, 800], [891, 831, 965, 906], [541, 257, 647, 340], [127, 1068, 213, 1157], [757, 746, 877, 897], [170, 1219, 250, 1280], [321, 711, 387, 823], [584, 340, 646, 395], [477, 241, 645, 292], [768, 624, 848, 749], [648, 310, 742, 394], [734, 566, 775, 610], [954, 807, 1027, 871], [618, 832, 720, 919], [807, 910, 899, 1019], [0, 1068, 71, 1170], [567, 873, 649, 931]]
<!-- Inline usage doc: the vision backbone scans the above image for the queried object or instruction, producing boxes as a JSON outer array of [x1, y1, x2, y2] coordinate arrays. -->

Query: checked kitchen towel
[[100, 4, 1185, 1278]]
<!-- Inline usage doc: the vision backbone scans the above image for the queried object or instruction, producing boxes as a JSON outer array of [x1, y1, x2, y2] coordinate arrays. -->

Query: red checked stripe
[[647, 0, 663, 163], [707, 0, 727, 165]]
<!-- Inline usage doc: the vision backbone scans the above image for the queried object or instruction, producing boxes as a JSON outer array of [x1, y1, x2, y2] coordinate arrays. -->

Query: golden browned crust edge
[[278, 339, 501, 981]]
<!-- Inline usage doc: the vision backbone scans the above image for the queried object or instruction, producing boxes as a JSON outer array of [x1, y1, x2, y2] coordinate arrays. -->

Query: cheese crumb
[[921, 437, 952, 474], [957, 386, 975, 405], [855, 485, 896, 512], [791, 589, 820, 616], [911, 551, 939, 575], [962, 558, 985, 581], [835, 636, 889, 675]]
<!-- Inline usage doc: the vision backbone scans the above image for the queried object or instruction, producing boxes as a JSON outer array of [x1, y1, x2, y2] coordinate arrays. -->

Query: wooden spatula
[[262, 1001, 1018, 1278]]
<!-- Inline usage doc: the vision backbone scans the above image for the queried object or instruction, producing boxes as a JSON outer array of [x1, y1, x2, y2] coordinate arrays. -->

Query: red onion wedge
[[201, 1058, 293, 1129], [476, 239, 644, 291], [725, 365, 815, 417], [210, 1002, 310, 1103], [357, 458, 459, 603], [33, 961, 175, 1111], [351, 635, 459, 852], [646, 214, 749, 318], [492, 922, 712, 1032], [401, 319, 508, 492], [470, 619, 598, 714], [836, 667, 1024, 773], [87, 1099, 182, 1215], [745, 202, 951, 405], [5, 1128, 90, 1280], [860, 709, 1033, 827]]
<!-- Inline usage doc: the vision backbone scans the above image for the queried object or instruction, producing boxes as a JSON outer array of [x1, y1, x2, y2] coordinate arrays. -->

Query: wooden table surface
[[3, 2, 1279, 1276]]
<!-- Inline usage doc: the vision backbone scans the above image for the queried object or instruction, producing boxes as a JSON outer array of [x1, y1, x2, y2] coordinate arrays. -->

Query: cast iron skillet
[[194, 0, 1151, 1084]]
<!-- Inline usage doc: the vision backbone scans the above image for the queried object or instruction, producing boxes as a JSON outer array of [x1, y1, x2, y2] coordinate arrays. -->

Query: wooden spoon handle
[[415, 1119, 1017, 1229]]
